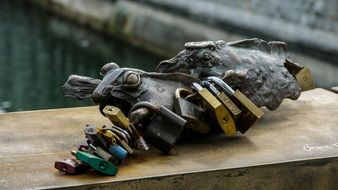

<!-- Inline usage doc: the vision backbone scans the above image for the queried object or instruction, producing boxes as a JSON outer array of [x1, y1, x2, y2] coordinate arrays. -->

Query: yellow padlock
[[207, 77, 264, 134], [103, 106, 130, 129], [201, 81, 241, 121], [192, 83, 236, 136], [295, 67, 315, 91], [103, 106, 149, 151], [97, 127, 134, 154]]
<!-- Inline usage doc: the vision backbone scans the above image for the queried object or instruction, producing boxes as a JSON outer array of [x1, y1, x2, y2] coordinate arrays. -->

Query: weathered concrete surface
[[1, 88, 338, 189]]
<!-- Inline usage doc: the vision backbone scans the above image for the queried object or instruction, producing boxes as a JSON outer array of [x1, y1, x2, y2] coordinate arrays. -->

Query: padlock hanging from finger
[[128, 101, 187, 154], [200, 81, 241, 121], [207, 77, 264, 133], [103, 105, 149, 151], [191, 83, 237, 136], [174, 88, 210, 134]]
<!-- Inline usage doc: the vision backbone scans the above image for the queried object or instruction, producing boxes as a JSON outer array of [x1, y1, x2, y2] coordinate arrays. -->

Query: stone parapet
[[1, 88, 338, 189]]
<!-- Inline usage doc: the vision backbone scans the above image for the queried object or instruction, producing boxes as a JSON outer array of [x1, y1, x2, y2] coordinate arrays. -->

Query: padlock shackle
[[200, 81, 221, 96], [128, 101, 159, 120], [89, 143, 97, 150], [175, 88, 192, 99], [130, 124, 149, 151], [108, 127, 129, 144], [112, 125, 131, 141], [105, 130, 121, 143], [206, 77, 235, 95], [103, 125, 132, 141], [191, 83, 203, 91]]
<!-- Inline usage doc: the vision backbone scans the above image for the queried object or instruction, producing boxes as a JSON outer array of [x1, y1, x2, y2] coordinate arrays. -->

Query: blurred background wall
[[1, 0, 338, 112]]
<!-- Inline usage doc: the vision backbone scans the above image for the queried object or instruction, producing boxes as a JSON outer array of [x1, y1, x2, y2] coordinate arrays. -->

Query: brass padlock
[[103, 106, 130, 129], [207, 77, 264, 133], [284, 60, 314, 91], [103, 106, 149, 151], [97, 126, 134, 154], [101, 125, 130, 144], [191, 83, 236, 136], [201, 81, 241, 121], [295, 67, 315, 91], [174, 88, 210, 134]]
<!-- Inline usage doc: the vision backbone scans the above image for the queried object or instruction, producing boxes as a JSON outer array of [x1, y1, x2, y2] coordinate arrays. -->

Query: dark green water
[[0, 1, 162, 113]]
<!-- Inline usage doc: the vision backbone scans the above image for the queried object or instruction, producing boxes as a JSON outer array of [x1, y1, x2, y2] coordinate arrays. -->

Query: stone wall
[[140, 0, 338, 59], [28, 0, 338, 87], [216, 0, 338, 33]]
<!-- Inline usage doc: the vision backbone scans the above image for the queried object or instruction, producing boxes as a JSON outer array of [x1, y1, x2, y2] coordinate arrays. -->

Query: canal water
[[0, 1, 162, 112]]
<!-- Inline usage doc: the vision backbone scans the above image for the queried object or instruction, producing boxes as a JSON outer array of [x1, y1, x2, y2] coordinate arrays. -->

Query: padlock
[[89, 144, 119, 166], [78, 144, 95, 154], [191, 83, 237, 136], [110, 125, 131, 142], [84, 125, 109, 148], [108, 144, 128, 162], [128, 101, 187, 154], [99, 126, 131, 152], [284, 60, 314, 91], [97, 127, 134, 154], [129, 124, 149, 151], [207, 77, 264, 133], [54, 159, 88, 175], [174, 88, 210, 134], [71, 150, 118, 176], [102, 126, 130, 144], [295, 67, 315, 91], [129, 107, 150, 124], [97, 127, 116, 143], [200, 81, 241, 121], [98, 129, 133, 162], [103, 106, 130, 129], [77, 144, 89, 151], [103, 106, 149, 151]]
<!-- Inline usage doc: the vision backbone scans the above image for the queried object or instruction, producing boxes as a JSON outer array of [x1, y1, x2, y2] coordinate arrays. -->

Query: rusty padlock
[[128, 101, 187, 154]]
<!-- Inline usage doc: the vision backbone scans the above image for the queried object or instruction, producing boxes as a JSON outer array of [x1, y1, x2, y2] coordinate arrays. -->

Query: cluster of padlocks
[[55, 76, 264, 175]]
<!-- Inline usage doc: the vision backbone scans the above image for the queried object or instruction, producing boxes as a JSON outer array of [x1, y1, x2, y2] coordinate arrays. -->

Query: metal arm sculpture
[[63, 63, 200, 115], [58, 38, 308, 175], [63, 39, 303, 111]]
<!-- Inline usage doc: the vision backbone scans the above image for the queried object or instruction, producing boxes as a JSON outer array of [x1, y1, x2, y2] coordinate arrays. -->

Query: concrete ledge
[[1, 88, 338, 189]]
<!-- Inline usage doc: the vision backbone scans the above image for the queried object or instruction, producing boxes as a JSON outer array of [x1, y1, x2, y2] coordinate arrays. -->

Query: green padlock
[[72, 150, 118, 176]]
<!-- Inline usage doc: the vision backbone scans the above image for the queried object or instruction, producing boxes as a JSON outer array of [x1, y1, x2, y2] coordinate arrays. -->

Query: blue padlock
[[108, 144, 128, 162]]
